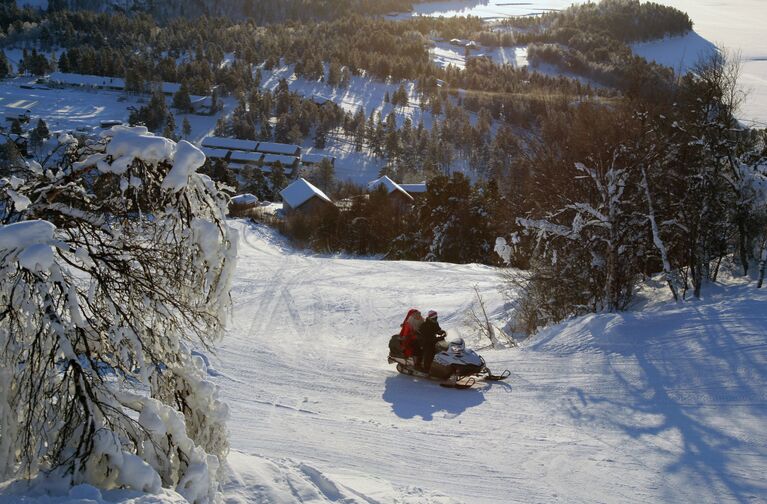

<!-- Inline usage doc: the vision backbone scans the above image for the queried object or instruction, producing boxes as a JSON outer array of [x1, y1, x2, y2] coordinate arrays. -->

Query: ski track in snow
[[213, 221, 767, 503]]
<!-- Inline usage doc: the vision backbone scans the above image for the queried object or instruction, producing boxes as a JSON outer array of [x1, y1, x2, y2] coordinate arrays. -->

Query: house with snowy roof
[[280, 178, 334, 215], [367, 175, 415, 208]]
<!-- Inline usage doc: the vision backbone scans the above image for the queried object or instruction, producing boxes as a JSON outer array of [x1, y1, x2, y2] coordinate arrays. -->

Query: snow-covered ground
[[430, 42, 528, 70], [638, 0, 767, 128], [206, 220, 767, 503], [1, 217, 765, 503], [0, 77, 227, 142]]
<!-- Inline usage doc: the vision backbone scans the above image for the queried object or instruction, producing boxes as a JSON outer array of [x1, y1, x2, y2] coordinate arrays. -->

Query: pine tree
[[57, 51, 70, 73], [0, 50, 11, 79], [327, 60, 341, 87], [270, 163, 288, 196], [313, 127, 327, 149], [288, 124, 303, 145], [34, 118, 50, 140], [163, 113, 177, 141], [11, 119, 23, 136], [182, 117, 192, 138], [314, 158, 335, 192], [173, 83, 193, 113]]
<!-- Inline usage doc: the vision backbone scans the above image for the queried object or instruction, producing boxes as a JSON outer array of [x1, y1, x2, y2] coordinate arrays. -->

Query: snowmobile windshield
[[449, 339, 465, 354]]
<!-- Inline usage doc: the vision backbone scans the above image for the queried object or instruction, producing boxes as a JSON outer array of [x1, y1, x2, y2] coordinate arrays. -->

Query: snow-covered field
[[393, 0, 573, 20], [206, 220, 767, 503], [0, 77, 226, 142], [639, 0, 767, 128], [399, 0, 767, 128], [1, 216, 765, 503]]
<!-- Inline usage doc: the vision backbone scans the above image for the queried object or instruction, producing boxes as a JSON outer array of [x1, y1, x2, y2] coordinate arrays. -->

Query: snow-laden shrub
[[0, 126, 237, 503]]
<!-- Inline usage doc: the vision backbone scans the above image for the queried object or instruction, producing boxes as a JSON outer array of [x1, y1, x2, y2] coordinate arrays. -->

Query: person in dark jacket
[[417, 310, 446, 372]]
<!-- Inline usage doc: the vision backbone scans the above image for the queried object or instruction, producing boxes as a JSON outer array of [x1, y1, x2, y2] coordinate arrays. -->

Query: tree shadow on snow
[[564, 300, 767, 503], [382, 374, 486, 420]]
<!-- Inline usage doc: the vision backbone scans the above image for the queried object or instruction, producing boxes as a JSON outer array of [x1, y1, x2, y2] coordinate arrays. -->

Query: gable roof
[[280, 178, 333, 209], [367, 175, 414, 201]]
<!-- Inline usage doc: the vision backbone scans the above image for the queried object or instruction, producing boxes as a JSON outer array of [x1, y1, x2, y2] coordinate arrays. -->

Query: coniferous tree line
[[498, 54, 767, 333], [43, 0, 437, 23]]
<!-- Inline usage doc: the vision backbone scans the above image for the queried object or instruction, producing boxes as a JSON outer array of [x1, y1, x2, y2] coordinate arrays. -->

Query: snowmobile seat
[[388, 334, 405, 358]]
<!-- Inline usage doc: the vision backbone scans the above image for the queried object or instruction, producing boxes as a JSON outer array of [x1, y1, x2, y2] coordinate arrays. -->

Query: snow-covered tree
[[0, 127, 237, 502]]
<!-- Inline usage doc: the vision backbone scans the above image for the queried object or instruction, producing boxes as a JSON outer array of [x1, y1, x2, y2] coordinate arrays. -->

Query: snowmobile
[[388, 334, 510, 389]]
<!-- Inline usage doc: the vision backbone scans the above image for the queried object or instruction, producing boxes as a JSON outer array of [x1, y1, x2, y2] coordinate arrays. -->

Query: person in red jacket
[[399, 309, 424, 360]]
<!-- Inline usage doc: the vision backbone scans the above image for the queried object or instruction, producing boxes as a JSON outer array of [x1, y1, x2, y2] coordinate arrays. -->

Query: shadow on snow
[[381, 374, 489, 420], [563, 297, 767, 503]]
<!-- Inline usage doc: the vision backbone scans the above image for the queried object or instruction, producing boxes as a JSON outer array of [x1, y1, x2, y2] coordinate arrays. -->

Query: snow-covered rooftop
[[280, 178, 332, 209], [301, 152, 336, 164], [48, 72, 125, 89], [256, 142, 301, 156], [231, 193, 259, 206], [47, 72, 184, 95], [201, 136, 259, 152], [400, 182, 427, 193], [367, 175, 414, 200]]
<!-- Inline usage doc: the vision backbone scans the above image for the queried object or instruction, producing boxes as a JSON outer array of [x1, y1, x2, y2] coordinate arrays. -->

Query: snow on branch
[[0, 127, 237, 501]]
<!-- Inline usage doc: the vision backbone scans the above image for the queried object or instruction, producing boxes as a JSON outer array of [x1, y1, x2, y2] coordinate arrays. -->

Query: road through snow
[[215, 221, 767, 503]]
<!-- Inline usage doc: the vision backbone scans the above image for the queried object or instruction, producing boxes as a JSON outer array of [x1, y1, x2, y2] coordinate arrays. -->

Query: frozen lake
[[403, 0, 767, 127]]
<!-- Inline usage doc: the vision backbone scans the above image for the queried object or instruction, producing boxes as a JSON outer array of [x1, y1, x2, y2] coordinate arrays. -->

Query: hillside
[[208, 221, 767, 503]]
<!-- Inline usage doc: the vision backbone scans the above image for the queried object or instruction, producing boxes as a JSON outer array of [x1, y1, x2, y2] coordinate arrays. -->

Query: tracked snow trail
[[215, 221, 767, 503]]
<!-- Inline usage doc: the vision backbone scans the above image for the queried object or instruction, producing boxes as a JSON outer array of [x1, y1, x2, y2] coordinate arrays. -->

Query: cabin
[[45, 72, 210, 100], [47, 72, 125, 91], [228, 150, 264, 165], [280, 178, 334, 215], [229, 193, 260, 217], [5, 109, 31, 124], [367, 175, 415, 209], [189, 95, 214, 114], [301, 152, 336, 167], [256, 142, 302, 157], [201, 136, 259, 152]]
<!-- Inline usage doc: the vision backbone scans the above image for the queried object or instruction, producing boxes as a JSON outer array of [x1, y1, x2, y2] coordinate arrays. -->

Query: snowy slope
[[211, 221, 767, 503]]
